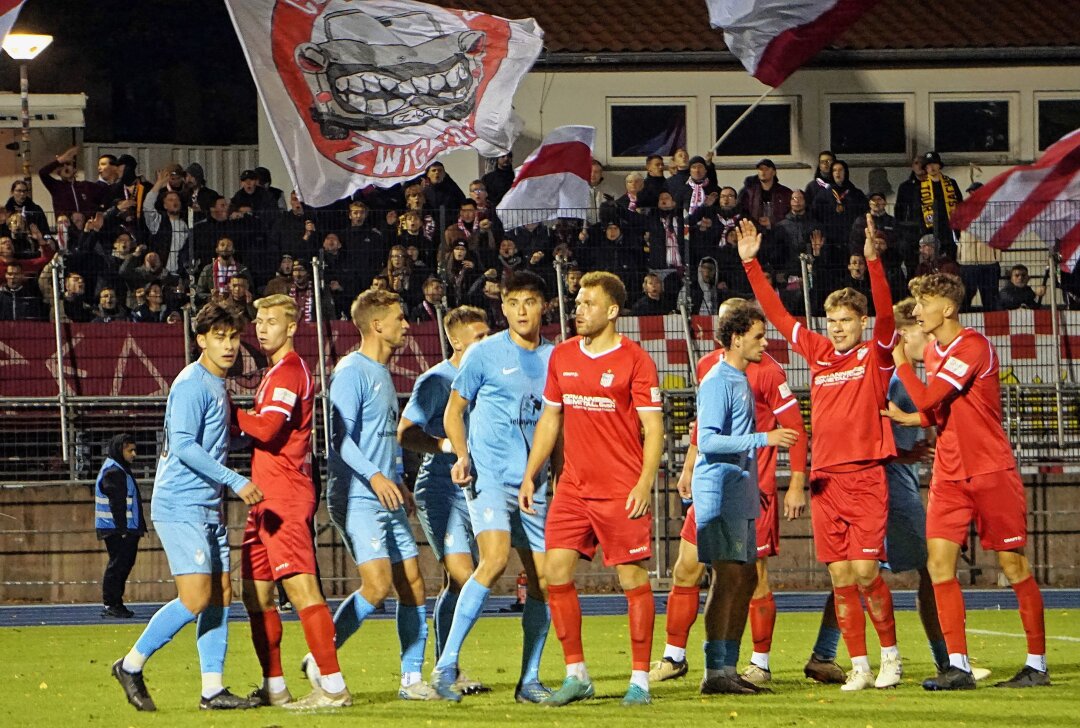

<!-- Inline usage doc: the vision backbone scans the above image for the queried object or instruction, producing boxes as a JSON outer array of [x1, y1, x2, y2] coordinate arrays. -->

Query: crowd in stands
[[0, 144, 1065, 327]]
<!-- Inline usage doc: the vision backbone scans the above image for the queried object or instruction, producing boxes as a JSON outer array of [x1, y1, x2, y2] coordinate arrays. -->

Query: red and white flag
[[0, 1, 27, 48], [952, 129, 1080, 272], [496, 126, 595, 228], [225, 0, 543, 205], [706, 0, 879, 87]]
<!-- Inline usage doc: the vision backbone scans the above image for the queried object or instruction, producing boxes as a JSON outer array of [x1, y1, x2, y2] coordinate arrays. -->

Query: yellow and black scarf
[[919, 175, 961, 227]]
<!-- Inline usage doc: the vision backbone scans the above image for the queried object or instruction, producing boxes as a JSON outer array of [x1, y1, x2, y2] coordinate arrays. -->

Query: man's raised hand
[[863, 213, 879, 261], [736, 218, 762, 261]]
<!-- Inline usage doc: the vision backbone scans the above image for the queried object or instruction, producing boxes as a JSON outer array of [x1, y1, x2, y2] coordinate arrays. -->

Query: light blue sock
[[813, 626, 842, 661], [195, 604, 229, 675], [434, 577, 490, 672], [519, 596, 549, 685], [704, 640, 726, 671], [334, 591, 377, 649], [722, 639, 741, 669], [132, 598, 197, 663], [397, 603, 428, 676], [929, 639, 949, 667], [434, 588, 458, 661]]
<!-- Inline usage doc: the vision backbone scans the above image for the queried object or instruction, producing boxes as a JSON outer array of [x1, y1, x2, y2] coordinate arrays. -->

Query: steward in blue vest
[[96, 434, 145, 618]]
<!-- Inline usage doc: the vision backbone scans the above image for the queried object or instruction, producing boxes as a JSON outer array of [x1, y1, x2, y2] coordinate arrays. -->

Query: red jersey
[[898, 327, 1016, 480], [236, 350, 315, 502], [744, 257, 897, 471], [543, 335, 661, 499], [692, 348, 807, 493]]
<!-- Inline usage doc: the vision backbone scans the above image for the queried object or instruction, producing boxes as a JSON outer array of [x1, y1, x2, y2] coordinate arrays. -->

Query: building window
[[1038, 99, 1080, 151], [829, 102, 906, 155], [713, 102, 791, 157], [933, 100, 1010, 153], [609, 104, 687, 159]]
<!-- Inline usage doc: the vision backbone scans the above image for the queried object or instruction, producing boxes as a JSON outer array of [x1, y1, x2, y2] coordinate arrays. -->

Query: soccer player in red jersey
[[520, 271, 664, 706], [237, 294, 350, 707], [888, 273, 1049, 690], [739, 216, 902, 691], [651, 299, 811, 690]]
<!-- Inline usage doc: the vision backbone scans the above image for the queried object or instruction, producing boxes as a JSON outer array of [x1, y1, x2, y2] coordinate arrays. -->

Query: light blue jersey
[[451, 330, 553, 488], [885, 373, 921, 493], [692, 359, 767, 520], [327, 351, 400, 502], [150, 361, 248, 524], [883, 372, 928, 573], [402, 359, 459, 496]]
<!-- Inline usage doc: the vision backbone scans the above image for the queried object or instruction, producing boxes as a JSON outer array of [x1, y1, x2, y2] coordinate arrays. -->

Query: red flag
[[706, 0, 879, 87], [496, 126, 594, 228], [952, 129, 1080, 272]]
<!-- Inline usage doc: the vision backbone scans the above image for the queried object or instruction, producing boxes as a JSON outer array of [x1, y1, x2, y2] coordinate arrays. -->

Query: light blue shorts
[[883, 464, 929, 573], [155, 521, 230, 576], [415, 476, 477, 562], [327, 496, 419, 566], [465, 478, 547, 553]]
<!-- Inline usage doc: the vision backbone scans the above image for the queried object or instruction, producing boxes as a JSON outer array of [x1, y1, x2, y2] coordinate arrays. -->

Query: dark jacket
[[481, 165, 515, 206], [998, 283, 1041, 310], [630, 294, 668, 316], [738, 174, 792, 228], [38, 159, 107, 217], [0, 285, 44, 320]]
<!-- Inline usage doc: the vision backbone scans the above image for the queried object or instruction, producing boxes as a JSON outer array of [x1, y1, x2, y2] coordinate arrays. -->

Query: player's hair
[[717, 306, 766, 349], [350, 289, 402, 332], [501, 270, 546, 300], [909, 272, 965, 308], [717, 297, 751, 319], [193, 301, 241, 336], [254, 293, 298, 322], [893, 297, 918, 328], [444, 305, 487, 331], [579, 270, 626, 309], [824, 287, 868, 317]]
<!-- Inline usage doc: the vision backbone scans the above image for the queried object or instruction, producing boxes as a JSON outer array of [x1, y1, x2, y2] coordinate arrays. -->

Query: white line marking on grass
[[969, 629, 1080, 642]]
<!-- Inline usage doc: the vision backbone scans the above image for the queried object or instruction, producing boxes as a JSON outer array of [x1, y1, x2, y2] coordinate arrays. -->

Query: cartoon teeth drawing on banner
[[295, 6, 486, 139]]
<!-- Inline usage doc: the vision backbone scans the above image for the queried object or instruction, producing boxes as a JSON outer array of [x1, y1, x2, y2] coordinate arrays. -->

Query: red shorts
[[681, 495, 778, 558], [809, 466, 888, 564], [756, 491, 780, 558], [546, 489, 652, 566], [927, 469, 1027, 551], [241, 499, 318, 581]]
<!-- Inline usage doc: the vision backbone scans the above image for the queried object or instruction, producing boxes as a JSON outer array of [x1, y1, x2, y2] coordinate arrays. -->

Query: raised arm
[[864, 214, 896, 348], [737, 218, 800, 342]]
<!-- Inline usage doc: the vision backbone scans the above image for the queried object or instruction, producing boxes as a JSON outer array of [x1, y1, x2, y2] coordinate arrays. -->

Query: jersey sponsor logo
[[502, 366, 520, 375], [600, 371, 614, 387], [272, 387, 298, 406], [562, 392, 617, 412], [813, 365, 866, 387], [650, 386, 661, 403], [943, 356, 970, 378], [778, 382, 792, 399]]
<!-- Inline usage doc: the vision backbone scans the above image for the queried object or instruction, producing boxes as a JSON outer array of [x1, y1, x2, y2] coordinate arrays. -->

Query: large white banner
[[225, 0, 543, 205]]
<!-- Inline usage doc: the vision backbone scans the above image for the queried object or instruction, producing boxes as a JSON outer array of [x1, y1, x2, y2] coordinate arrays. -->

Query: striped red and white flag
[[0, 1, 27, 47], [952, 129, 1080, 272], [496, 125, 594, 227], [705, 0, 879, 87]]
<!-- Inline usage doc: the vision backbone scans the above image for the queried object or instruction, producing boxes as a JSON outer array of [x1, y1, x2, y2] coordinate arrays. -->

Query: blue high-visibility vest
[[94, 458, 140, 531]]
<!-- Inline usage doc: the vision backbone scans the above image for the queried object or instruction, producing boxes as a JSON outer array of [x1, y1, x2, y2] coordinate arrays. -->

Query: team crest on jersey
[[650, 386, 661, 403], [857, 346, 869, 361], [600, 370, 614, 387]]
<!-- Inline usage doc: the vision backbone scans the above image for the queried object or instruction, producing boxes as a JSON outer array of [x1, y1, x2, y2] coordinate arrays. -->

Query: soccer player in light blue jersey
[[111, 303, 264, 713], [693, 305, 798, 696], [397, 305, 490, 694], [431, 271, 555, 703], [311, 289, 434, 703]]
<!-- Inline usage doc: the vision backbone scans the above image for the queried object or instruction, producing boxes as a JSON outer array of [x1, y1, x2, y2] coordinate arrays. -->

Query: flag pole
[[709, 87, 774, 154]]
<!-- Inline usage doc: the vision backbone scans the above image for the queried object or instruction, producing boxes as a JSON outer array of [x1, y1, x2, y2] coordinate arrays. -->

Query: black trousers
[[102, 533, 140, 607]]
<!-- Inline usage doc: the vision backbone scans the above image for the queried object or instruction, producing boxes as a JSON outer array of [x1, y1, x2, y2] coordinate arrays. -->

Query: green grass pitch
[[2, 609, 1076, 727]]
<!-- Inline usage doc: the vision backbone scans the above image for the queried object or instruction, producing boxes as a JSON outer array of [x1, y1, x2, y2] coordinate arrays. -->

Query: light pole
[[2, 33, 53, 186]]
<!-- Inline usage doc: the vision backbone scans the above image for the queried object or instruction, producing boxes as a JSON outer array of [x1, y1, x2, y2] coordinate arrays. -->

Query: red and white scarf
[[687, 179, 707, 213], [290, 284, 314, 322], [212, 259, 237, 295]]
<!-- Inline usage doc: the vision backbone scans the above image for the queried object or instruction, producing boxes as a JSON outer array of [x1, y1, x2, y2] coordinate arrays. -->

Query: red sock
[[1011, 575, 1046, 655], [665, 585, 700, 649], [625, 584, 655, 672], [858, 576, 897, 648], [833, 585, 867, 659], [749, 592, 777, 653], [932, 578, 968, 655], [249, 608, 284, 678], [548, 582, 584, 664], [299, 603, 341, 676]]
